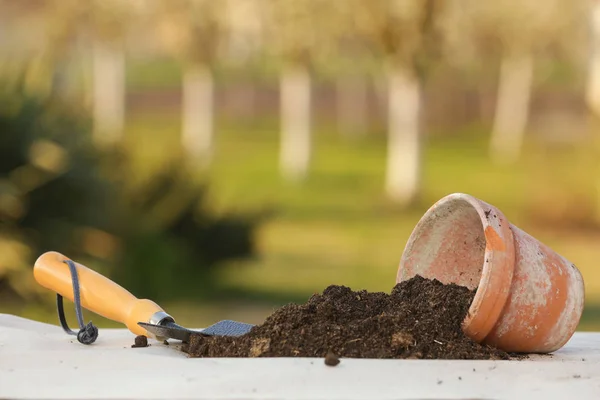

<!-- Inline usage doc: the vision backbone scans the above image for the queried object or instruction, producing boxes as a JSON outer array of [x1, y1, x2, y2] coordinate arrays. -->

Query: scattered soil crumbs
[[182, 275, 516, 360], [131, 335, 148, 348], [324, 350, 340, 366]]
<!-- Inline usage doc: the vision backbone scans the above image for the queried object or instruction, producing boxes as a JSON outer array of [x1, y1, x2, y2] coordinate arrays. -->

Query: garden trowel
[[33, 251, 255, 344]]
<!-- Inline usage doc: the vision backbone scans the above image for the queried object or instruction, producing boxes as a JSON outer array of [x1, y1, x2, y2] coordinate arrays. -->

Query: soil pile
[[182, 275, 513, 360]]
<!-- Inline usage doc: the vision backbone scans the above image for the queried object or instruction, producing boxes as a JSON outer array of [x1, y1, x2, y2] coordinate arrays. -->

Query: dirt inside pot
[[182, 275, 517, 360]]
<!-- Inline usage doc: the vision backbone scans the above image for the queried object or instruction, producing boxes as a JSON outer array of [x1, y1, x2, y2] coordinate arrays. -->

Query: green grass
[[5, 111, 600, 333]]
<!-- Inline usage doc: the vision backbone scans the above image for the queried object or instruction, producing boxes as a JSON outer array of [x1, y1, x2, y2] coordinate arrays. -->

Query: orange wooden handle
[[33, 251, 167, 336]]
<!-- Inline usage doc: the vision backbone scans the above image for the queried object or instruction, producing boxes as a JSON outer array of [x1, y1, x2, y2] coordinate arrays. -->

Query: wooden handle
[[33, 251, 167, 336]]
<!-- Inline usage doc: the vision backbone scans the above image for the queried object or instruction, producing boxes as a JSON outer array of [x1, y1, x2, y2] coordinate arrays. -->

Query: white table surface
[[1, 313, 599, 400]]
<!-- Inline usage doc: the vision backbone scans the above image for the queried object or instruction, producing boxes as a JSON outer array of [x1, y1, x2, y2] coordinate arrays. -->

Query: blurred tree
[[587, 0, 600, 116], [260, 0, 339, 182], [311, 8, 378, 140], [588, 0, 600, 223], [220, 0, 264, 122], [442, 0, 587, 165], [88, 0, 136, 147], [350, 0, 443, 206], [33, 0, 78, 99], [222, 0, 263, 67], [43, 0, 136, 148], [261, 0, 313, 182], [153, 0, 230, 166], [0, 77, 265, 305], [0, 78, 113, 301]]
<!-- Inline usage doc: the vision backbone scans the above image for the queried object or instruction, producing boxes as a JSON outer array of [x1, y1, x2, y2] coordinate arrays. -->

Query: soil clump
[[182, 275, 515, 360]]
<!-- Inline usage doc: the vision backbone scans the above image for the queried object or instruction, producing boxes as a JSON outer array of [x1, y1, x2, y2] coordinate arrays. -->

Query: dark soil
[[131, 335, 148, 348], [182, 275, 515, 360], [324, 350, 340, 366]]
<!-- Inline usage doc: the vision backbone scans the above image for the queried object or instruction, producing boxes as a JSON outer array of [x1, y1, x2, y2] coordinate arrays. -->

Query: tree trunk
[[92, 40, 125, 147], [385, 65, 422, 206], [280, 64, 311, 182], [51, 58, 70, 99], [336, 75, 368, 139], [489, 52, 534, 164], [182, 63, 214, 164], [51, 53, 79, 101], [587, 0, 600, 116], [587, 0, 600, 224]]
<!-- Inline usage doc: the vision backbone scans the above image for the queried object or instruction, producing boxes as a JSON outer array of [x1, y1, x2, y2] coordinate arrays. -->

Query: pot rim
[[398, 192, 516, 343]]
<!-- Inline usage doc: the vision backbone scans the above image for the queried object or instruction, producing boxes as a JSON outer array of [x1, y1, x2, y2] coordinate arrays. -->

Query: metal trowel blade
[[201, 320, 254, 336], [138, 319, 254, 342]]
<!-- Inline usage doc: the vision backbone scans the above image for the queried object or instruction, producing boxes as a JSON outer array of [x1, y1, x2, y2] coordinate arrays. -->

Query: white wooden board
[[1, 314, 599, 400]]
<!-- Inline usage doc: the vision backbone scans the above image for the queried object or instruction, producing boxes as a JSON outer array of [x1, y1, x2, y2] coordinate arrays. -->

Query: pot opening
[[399, 197, 486, 291]]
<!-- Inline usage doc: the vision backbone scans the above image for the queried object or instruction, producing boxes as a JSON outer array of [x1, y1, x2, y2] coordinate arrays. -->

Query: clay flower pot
[[397, 193, 585, 353]]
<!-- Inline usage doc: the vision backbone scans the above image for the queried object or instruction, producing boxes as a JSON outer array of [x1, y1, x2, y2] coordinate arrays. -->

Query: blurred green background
[[1, 0, 600, 333]]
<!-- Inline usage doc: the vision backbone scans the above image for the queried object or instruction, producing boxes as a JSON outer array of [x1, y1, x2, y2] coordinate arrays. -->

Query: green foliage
[[106, 159, 264, 302], [0, 80, 264, 303], [0, 78, 110, 254], [0, 77, 112, 298]]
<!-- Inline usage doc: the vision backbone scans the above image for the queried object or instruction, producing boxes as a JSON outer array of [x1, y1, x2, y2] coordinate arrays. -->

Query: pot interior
[[399, 197, 486, 291]]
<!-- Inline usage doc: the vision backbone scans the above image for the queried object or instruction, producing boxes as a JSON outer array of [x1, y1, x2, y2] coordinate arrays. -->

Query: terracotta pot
[[397, 193, 585, 353]]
